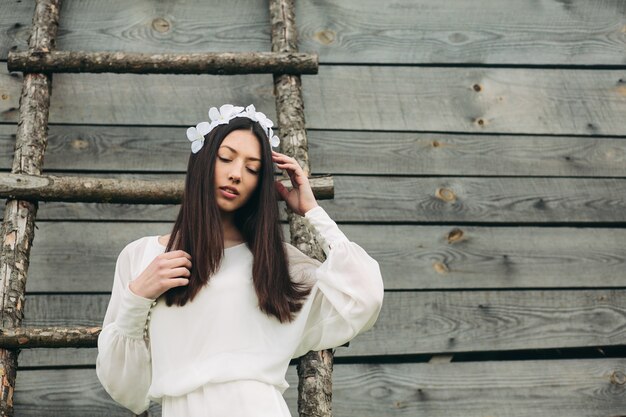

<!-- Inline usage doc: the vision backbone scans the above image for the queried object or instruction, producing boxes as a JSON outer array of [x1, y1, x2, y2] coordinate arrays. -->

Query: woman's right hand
[[128, 250, 192, 299]]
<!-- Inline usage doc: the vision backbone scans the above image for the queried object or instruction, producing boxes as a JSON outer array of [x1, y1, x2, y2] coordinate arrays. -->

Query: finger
[[276, 163, 298, 184], [162, 249, 191, 259], [276, 161, 301, 172], [162, 258, 191, 271], [168, 266, 191, 278], [277, 163, 304, 183], [170, 277, 189, 287], [272, 153, 295, 162]]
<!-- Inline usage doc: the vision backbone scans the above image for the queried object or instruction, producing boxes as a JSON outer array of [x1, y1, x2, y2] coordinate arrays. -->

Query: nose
[[229, 170, 241, 183]]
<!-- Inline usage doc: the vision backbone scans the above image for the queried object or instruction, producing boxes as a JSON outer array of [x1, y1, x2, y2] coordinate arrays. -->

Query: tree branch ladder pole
[[269, 1, 334, 416], [0, 1, 61, 415]]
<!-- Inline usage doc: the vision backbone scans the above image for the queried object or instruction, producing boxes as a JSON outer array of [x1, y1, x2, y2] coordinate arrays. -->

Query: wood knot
[[432, 140, 440, 147], [476, 118, 486, 126], [313, 29, 336, 45], [610, 370, 626, 385], [71, 138, 89, 150], [435, 187, 456, 202], [447, 228, 464, 243], [433, 261, 449, 274], [152, 17, 171, 33], [472, 84, 482, 92]]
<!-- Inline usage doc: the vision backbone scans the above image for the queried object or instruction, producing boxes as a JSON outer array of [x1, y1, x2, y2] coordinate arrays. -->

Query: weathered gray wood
[[12, 359, 626, 416], [21, 290, 626, 356], [303, 130, 626, 177], [1, 125, 625, 177], [20, 222, 626, 292], [7, 50, 318, 74], [3, 64, 626, 135], [3, 0, 625, 66], [0, 172, 333, 203], [1, 175, 624, 223], [301, 66, 626, 135]]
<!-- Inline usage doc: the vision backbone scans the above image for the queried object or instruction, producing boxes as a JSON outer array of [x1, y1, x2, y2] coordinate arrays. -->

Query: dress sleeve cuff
[[303, 205, 350, 256], [115, 282, 157, 339]]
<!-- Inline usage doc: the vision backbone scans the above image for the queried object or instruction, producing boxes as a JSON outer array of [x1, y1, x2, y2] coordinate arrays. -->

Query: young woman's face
[[214, 129, 262, 213]]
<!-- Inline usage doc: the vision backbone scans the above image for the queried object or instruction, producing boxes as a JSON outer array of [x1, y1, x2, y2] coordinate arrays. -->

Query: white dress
[[96, 205, 384, 416]]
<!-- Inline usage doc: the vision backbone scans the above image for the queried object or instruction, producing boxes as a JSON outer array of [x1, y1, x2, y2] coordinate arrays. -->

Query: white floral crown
[[186, 104, 280, 154]]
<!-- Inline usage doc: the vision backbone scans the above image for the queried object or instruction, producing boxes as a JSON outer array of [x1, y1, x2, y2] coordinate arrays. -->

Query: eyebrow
[[219, 145, 261, 162]]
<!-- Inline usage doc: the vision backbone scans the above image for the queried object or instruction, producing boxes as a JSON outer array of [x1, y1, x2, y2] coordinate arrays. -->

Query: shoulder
[[118, 235, 154, 261]]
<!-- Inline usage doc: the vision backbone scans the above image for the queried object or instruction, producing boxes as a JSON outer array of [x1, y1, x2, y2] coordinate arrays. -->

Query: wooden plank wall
[[1, 0, 626, 415]]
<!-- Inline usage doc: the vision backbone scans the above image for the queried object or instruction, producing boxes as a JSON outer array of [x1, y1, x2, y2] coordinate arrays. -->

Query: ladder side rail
[[269, 1, 334, 416], [0, 0, 62, 415]]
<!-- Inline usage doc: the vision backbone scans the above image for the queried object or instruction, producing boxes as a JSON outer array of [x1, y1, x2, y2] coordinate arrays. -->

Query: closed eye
[[218, 157, 259, 174]]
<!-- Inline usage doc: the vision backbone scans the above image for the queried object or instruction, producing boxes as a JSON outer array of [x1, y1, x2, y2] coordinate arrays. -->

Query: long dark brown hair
[[161, 116, 312, 323]]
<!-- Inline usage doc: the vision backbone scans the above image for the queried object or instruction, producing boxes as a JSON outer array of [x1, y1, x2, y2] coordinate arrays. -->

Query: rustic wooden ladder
[[0, 0, 337, 415]]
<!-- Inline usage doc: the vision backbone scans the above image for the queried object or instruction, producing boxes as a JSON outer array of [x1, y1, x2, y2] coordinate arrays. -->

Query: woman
[[95, 104, 384, 416]]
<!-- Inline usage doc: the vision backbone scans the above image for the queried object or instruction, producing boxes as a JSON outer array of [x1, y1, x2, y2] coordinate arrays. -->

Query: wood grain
[[2, 0, 625, 65], [18, 222, 626, 292], [12, 359, 626, 416], [1, 125, 625, 177], [20, 289, 626, 356], [1, 174, 624, 223], [3, 64, 626, 135]]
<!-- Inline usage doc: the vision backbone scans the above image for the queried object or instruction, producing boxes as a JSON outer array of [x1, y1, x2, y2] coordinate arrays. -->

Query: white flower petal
[[191, 139, 204, 153], [196, 121, 212, 136], [270, 135, 280, 147], [186, 127, 198, 142], [208, 107, 220, 122], [220, 104, 234, 117]]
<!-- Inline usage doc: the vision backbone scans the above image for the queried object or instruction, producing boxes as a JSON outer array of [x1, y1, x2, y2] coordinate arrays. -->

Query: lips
[[220, 186, 239, 195]]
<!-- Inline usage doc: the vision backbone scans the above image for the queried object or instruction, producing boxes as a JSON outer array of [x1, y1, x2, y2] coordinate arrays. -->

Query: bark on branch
[[270, 0, 335, 416], [8, 51, 319, 75], [0, 0, 61, 414], [0, 173, 333, 204], [0, 326, 99, 349]]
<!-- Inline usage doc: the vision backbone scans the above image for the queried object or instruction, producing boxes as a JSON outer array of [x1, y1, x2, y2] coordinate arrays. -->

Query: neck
[[220, 210, 243, 242]]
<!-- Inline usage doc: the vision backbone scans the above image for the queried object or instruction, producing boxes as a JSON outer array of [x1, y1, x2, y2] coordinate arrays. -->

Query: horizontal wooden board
[[1, 125, 625, 177], [21, 222, 626, 292], [1, 175, 625, 223], [13, 359, 626, 416], [2, 64, 626, 135], [22, 290, 626, 356], [2, 1, 625, 66]]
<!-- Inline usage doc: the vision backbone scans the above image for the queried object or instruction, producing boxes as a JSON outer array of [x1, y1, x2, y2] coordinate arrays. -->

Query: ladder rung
[[0, 172, 334, 204], [7, 51, 319, 75], [0, 326, 99, 349], [0, 326, 348, 349]]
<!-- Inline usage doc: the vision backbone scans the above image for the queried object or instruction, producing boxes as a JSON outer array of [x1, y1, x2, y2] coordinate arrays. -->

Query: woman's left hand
[[272, 150, 319, 216]]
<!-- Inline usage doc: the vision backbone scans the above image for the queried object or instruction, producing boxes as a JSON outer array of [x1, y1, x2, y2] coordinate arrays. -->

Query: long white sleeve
[[290, 205, 384, 358], [96, 243, 156, 415]]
